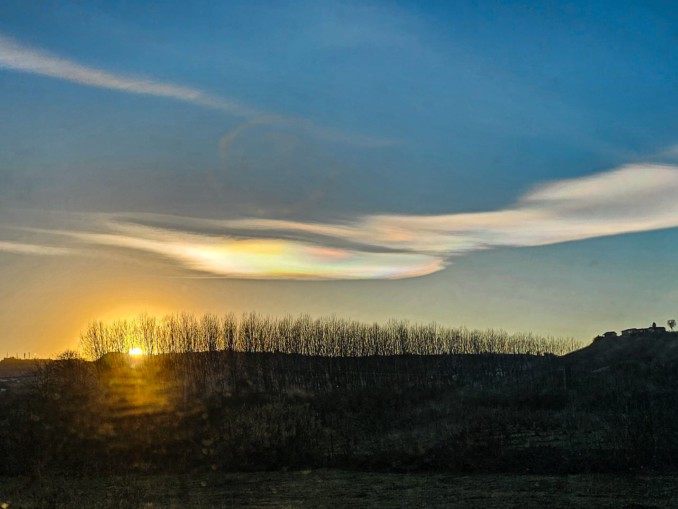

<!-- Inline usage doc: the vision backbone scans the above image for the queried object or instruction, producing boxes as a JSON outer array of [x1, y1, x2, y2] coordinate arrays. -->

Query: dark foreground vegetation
[[3, 471, 677, 508], [2, 317, 678, 507], [2, 337, 678, 475]]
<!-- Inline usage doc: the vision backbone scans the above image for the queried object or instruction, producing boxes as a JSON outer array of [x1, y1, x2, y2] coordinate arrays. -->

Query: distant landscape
[[2, 314, 678, 507], [4, 1, 678, 506]]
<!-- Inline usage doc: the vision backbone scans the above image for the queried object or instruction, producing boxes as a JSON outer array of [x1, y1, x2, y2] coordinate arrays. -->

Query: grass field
[[2, 470, 677, 508]]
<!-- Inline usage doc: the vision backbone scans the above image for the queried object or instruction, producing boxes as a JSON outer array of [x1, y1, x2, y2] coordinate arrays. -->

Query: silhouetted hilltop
[[563, 332, 678, 371], [0, 357, 44, 378]]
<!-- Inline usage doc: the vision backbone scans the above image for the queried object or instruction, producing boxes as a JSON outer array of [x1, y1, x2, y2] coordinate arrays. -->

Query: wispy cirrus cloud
[[9, 164, 678, 279], [659, 144, 678, 160], [0, 34, 256, 117], [0, 33, 394, 148], [0, 240, 72, 256]]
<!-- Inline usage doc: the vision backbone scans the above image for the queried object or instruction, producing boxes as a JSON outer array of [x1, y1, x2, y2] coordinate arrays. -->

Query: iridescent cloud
[[66, 223, 444, 280], [228, 164, 678, 255], [9, 164, 678, 279]]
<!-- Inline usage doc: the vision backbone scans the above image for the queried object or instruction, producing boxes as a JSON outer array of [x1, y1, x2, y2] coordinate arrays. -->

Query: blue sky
[[1, 0, 678, 354]]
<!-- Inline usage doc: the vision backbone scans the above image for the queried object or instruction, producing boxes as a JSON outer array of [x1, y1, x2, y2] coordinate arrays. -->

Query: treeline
[[79, 312, 579, 360]]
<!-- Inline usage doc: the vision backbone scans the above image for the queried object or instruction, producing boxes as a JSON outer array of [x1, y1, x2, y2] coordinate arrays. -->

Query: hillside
[[3, 333, 678, 480], [1, 343, 677, 477], [0, 358, 44, 378], [0, 358, 46, 394], [562, 333, 678, 371]]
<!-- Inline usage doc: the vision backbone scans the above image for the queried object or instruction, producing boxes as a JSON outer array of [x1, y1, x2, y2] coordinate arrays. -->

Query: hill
[[2, 338, 678, 477], [0, 357, 44, 378], [562, 332, 678, 371]]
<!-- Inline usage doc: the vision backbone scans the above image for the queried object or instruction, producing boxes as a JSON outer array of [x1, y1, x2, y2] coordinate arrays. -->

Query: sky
[[2, 0, 678, 356]]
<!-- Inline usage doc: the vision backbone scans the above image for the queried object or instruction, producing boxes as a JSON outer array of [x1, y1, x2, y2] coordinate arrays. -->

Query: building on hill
[[596, 323, 670, 342], [621, 324, 666, 337], [593, 331, 618, 342]]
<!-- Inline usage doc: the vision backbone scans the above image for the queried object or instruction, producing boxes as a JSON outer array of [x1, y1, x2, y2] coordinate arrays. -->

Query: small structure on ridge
[[594, 322, 670, 342]]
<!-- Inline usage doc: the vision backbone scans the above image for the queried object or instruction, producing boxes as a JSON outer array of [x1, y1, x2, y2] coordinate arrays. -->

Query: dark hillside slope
[[0, 358, 43, 378], [562, 334, 678, 371], [3, 343, 678, 476]]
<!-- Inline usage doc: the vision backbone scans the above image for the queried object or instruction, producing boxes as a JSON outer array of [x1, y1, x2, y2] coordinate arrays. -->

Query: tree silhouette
[[668, 319, 676, 331], [78, 311, 580, 360]]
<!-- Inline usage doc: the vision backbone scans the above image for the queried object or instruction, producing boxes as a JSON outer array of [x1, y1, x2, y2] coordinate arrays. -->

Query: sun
[[128, 347, 144, 356]]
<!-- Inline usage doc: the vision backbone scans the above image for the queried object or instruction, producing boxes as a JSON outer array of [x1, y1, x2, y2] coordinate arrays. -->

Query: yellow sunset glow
[[128, 347, 144, 356]]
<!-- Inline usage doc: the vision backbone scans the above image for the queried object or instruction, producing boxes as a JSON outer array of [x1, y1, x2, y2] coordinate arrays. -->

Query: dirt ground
[[2, 470, 677, 508]]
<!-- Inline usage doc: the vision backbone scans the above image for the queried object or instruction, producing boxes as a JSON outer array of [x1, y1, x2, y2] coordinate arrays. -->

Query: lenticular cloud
[[65, 223, 445, 280], [10, 164, 678, 279], [221, 163, 678, 272]]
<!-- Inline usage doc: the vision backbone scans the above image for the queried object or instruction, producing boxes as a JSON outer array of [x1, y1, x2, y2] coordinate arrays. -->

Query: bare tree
[[78, 311, 581, 360]]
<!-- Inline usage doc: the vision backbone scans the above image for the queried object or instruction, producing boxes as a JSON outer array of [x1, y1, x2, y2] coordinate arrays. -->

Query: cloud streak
[[0, 34, 256, 117], [0, 33, 394, 147], [10, 164, 678, 279], [0, 241, 72, 256], [229, 164, 678, 255]]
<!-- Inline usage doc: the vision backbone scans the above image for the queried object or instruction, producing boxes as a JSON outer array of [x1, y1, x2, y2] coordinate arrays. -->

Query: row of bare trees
[[79, 312, 580, 360]]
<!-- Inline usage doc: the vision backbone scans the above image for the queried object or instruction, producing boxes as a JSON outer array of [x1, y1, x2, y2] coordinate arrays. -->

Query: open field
[[2, 470, 677, 508]]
